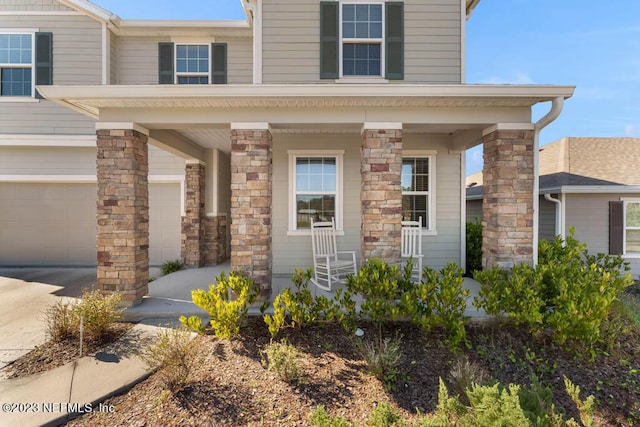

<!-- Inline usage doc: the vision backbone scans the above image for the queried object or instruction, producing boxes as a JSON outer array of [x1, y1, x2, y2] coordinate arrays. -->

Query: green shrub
[[260, 339, 302, 383], [44, 299, 77, 342], [404, 263, 470, 347], [160, 259, 184, 276], [356, 335, 403, 391], [368, 402, 405, 427], [140, 327, 201, 392], [310, 406, 353, 427], [518, 375, 565, 427], [180, 271, 258, 339], [448, 355, 489, 405], [72, 289, 123, 340], [473, 230, 633, 346], [564, 376, 596, 427], [263, 268, 336, 338], [466, 218, 483, 275]]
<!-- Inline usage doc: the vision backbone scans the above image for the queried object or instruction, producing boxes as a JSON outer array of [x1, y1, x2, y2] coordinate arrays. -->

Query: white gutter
[[533, 96, 565, 265], [544, 193, 563, 238]]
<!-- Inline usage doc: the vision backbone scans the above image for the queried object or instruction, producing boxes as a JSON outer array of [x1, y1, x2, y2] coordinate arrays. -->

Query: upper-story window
[[176, 45, 209, 84], [341, 4, 382, 76], [158, 42, 227, 85], [320, 1, 403, 80], [0, 34, 33, 96]]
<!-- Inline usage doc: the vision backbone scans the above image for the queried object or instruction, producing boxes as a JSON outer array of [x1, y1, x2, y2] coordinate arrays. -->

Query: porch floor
[[124, 261, 487, 322]]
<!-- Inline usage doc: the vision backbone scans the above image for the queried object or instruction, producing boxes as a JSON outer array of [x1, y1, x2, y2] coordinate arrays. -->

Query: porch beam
[[148, 129, 205, 162]]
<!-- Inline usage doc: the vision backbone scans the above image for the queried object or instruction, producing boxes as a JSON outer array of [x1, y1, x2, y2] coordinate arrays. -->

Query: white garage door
[[0, 182, 181, 266]]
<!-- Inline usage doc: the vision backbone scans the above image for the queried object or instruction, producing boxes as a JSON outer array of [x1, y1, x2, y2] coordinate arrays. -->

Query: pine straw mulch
[[66, 310, 640, 427], [1, 322, 134, 379]]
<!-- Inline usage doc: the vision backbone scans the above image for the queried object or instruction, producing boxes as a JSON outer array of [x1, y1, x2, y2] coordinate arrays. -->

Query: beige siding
[[110, 30, 118, 84], [271, 132, 462, 276], [0, 14, 102, 134], [565, 193, 640, 278], [262, 0, 461, 84], [539, 195, 557, 242], [0, 0, 73, 11], [0, 145, 185, 175], [117, 36, 253, 85]]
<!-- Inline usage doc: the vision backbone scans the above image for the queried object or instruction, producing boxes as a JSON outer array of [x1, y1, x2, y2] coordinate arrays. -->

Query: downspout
[[533, 96, 565, 265], [544, 193, 563, 237]]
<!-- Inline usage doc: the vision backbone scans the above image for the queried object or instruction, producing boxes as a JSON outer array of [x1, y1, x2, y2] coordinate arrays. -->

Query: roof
[[466, 137, 640, 198]]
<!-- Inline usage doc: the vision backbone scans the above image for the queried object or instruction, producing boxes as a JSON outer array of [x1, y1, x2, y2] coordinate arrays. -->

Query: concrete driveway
[[0, 268, 97, 378]]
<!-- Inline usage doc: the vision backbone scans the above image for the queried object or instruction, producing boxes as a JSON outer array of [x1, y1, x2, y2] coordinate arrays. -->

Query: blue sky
[[93, 0, 639, 175]]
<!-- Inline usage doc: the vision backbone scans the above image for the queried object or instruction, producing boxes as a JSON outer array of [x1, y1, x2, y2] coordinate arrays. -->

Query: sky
[[93, 0, 640, 175]]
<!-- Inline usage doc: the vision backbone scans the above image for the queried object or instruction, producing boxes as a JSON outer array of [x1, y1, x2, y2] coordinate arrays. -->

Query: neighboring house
[[1, 0, 574, 305], [467, 137, 640, 278]]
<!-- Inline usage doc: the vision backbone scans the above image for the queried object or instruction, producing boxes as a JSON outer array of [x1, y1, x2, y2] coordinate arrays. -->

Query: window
[[402, 156, 434, 230], [320, 2, 403, 80], [288, 151, 344, 233], [0, 33, 33, 96], [341, 3, 382, 76], [176, 45, 209, 84], [624, 201, 640, 255]]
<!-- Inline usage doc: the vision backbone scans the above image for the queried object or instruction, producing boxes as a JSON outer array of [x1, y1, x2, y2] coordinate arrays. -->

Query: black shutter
[[158, 42, 174, 84], [385, 2, 404, 80], [320, 2, 339, 79], [211, 43, 227, 84], [609, 201, 624, 255], [34, 32, 53, 99]]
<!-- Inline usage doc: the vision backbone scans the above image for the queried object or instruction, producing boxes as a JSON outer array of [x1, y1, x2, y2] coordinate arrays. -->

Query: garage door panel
[[0, 182, 180, 266]]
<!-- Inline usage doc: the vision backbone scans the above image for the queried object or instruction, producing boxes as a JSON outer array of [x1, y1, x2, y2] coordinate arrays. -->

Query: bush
[[466, 218, 482, 275], [310, 406, 353, 427], [160, 259, 184, 276], [356, 335, 403, 391], [368, 402, 405, 427], [180, 271, 258, 339], [260, 339, 302, 383], [518, 375, 565, 427], [473, 230, 633, 347], [72, 289, 123, 340], [263, 268, 336, 338], [404, 263, 470, 347], [44, 299, 77, 342], [448, 355, 489, 405], [141, 327, 201, 392]]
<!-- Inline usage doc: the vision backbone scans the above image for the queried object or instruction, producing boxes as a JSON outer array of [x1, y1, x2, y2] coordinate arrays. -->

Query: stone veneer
[[204, 214, 228, 265], [96, 128, 149, 306], [482, 127, 535, 268], [361, 128, 403, 264], [181, 162, 207, 266], [230, 128, 272, 299]]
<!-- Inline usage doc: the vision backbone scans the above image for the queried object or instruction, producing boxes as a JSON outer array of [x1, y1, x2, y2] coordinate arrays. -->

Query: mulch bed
[[2, 323, 133, 379]]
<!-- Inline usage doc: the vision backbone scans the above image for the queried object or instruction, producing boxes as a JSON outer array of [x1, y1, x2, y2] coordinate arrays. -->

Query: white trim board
[[0, 134, 96, 147]]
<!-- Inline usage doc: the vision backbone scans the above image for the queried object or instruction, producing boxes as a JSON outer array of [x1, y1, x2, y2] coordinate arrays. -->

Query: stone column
[[204, 214, 228, 265], [181, 161, 206, 266], [482, 124, 535, 269], [230, 123, 272, 299], [96, 126, 149, 306], [361, 123, 403, 264]]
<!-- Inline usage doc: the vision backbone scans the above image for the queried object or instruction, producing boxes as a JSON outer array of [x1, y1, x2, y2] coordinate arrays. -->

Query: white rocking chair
[[310, 217, 357, 291], [401, 216, 423, 281]]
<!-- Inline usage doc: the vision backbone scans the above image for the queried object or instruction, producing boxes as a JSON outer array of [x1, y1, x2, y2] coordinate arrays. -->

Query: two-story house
[[1, 0, 574, 305]]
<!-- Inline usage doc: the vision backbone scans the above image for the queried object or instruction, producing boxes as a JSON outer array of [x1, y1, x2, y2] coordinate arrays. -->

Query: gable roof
[[466, 137, 640, 198]]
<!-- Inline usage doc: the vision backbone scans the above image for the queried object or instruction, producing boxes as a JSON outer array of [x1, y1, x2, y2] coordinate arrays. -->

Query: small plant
[[518, 375, 565, 427], [73, 289, 124, 340], [368, 402, 405, 427], [141, 327, 201, 392], [180, 271, 258, 339], [357, 335, 403, 391], [260, 339, 302, 383], [448, 355, 489, 405], [564, 376, 596, 427], [466, 218, 483, 275], [44, 299, 77, 342], [310, 406, 353, 427], [160, 259, 184, 276]]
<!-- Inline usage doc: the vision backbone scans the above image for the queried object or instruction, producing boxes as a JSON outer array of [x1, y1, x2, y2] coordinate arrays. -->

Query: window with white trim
[[402, 156, 433, 230], [289, 151, 343, 231], [341, 3, 383, 76], [175, 44, 209, 84], [624, 201, 640, 254], [0, 33, 33, 96]]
